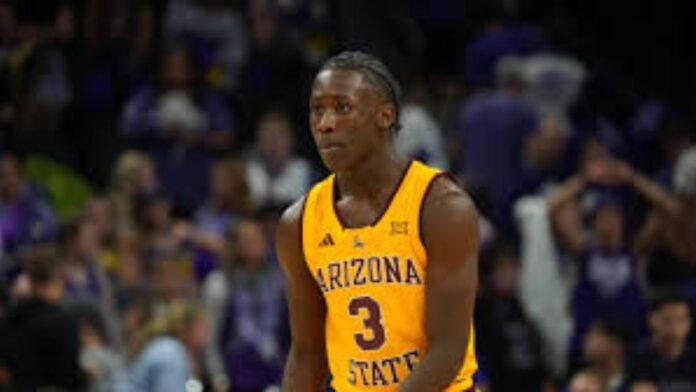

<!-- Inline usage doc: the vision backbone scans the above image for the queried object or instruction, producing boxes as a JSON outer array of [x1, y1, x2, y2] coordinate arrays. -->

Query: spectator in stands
[[628, 292, 696, 391], [522, 54, 587, 128], [581, 319, 631, 392], [515, 116, 572, 198], [84, 197, 115, 251], [462, 11, 545, 90], [59, 218, 121, 346], [127, 300, 207, 392], [0, 246, 85, 391], [651, 121, 692, 188], [246, 110, 312, 209], [163, 0, 247, 91], [76, 308, 128, 392], [132, 190, 191, 267], [202, 219, 285, 392], [0, 155, 57, 275], [634, 147, 696, 290], [475, 241, 552, 392], [147, 251, 195, 311], [568, 369, 605, 392], [82, 197, 129, 288], [109, 151, 158, 239], [456, 56, 539, 226], [121, 48, 235, 214], [629, 382, 657, 392], [548, 161, 646, 357], [192, 157, 251, 281], [395, 79, 449, 170]]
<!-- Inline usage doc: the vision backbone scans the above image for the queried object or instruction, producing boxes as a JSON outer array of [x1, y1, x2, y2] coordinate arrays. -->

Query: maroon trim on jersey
[[332, 159, 414, 230], [418, 171, 461, 246]]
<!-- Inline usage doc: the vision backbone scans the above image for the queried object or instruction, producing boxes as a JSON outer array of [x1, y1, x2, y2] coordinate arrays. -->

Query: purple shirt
[[457, 91, 538, 215], [192, 205, 239, 281], [463, 24, 545, 89], [120, 87, 234, 214], [0, 184, 57, 255], [571, 248, 646, 355]]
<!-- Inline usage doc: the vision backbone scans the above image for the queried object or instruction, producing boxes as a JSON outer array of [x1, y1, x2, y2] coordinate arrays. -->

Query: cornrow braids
[[319, 51, 403, 133]]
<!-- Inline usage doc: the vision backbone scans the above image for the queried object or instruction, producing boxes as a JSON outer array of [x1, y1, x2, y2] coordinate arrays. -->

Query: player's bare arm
[[398, 176, 479, 391], [276, 198, 329, 392]]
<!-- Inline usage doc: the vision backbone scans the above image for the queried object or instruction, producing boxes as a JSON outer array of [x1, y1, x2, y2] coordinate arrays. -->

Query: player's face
[[309, 69, 389, 172]]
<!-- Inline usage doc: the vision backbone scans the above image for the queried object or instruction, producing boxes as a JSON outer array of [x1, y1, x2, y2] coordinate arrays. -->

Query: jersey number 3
[[349, 296, 386, 350]]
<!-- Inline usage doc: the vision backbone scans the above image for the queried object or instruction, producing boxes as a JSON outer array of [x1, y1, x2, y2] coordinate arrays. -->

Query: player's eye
[[336, 102, 352, 113], [310, 105, 325, 116]]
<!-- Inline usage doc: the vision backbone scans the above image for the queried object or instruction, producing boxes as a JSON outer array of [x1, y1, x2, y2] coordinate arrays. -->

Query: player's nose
[[317, 111, 336, 133]]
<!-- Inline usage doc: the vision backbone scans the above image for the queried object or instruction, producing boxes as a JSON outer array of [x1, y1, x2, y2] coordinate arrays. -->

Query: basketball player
[[276, 52, 478, 391]]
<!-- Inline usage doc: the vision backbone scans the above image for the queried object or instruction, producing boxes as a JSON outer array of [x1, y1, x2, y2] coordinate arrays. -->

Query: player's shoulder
[[421, 174, 479, 239], [276, 196, 309, 272], [423, 174, 477, 216], [277, 173, 333, 228]]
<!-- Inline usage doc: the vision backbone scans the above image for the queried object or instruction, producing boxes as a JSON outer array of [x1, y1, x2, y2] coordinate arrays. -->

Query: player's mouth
[[319, 141, 345, 152]]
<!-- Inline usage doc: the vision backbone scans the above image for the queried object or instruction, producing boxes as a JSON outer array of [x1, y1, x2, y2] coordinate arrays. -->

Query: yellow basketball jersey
[[301, 160, 477, 391]]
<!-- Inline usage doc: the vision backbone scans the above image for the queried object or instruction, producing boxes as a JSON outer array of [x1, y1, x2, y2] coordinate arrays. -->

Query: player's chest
[[310, 225, 424, 296]]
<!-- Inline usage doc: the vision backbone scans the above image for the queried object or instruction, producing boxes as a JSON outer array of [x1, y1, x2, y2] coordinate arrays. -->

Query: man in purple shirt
[[457, 57, 538, 225], [0, 155, 57, 281]]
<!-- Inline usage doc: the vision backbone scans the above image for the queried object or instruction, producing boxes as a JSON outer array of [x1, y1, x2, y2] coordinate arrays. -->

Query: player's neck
[[335, 149, 408, 201]]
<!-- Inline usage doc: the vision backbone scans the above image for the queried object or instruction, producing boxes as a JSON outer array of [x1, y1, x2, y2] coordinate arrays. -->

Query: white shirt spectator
[[395, 104, 449, 170], [247, 156, 312, 208], [523, 54, 587, 127]]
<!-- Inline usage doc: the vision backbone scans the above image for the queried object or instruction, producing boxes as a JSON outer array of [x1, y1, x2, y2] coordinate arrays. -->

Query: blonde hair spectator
[[109, 151, 157, 237]]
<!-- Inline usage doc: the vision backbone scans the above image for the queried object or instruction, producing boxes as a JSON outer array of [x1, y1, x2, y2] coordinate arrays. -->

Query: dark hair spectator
[[580, 318, 631, 392], [191, 156, 251, 281], [246, 110, 312, 209], [0, 245, 86, 391], [476, 240, 553, 392], [202, 218, 285, 391], [627, 291, 696, 391]]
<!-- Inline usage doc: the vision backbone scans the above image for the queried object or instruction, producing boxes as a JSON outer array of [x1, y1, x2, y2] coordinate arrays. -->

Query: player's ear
[[377, 103, 397, 131]]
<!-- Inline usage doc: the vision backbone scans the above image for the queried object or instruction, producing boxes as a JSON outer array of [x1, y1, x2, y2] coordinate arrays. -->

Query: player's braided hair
[[319, 51, 402, 133]]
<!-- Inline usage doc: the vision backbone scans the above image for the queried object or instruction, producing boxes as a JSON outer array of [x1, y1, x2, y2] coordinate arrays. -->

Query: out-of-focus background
[[0, 1, 695, 391]]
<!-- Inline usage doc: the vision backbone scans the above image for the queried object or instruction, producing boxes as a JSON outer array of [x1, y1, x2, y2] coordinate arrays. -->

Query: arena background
[[0, 1, 695, 391]]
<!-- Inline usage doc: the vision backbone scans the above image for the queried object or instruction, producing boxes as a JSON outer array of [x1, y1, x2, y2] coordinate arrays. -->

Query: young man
[[581, 319, 631, 392], [276, 51, 479, 391], [628, 292, 696, 391], [0, 246, 85, 391]]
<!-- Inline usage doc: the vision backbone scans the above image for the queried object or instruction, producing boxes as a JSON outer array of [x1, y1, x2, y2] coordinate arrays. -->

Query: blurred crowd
[[0, 0, 695, 391]]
